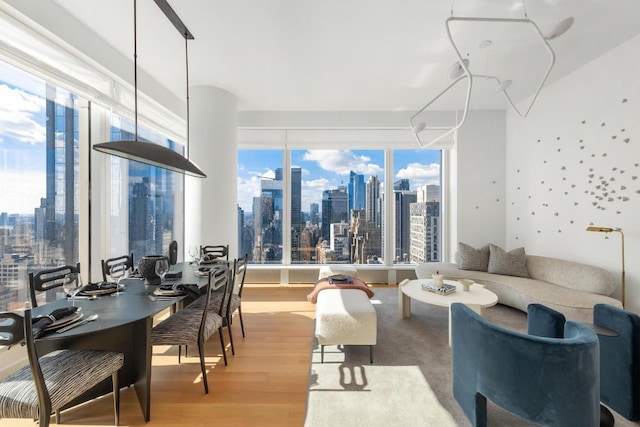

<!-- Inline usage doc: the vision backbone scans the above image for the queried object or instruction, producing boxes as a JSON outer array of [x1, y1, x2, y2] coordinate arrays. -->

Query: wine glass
[[188, 245, 201, 264], [63, 272, 83, 306], [154, 258, 169, 286], [109, 263, 128, 296]]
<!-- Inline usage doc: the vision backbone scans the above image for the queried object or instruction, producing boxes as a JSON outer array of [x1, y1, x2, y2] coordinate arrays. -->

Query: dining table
[[31, 261, 220, 422]]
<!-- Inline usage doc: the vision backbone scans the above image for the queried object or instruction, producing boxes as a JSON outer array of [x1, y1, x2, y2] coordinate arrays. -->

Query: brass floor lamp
[[586, 226, 625, 308]]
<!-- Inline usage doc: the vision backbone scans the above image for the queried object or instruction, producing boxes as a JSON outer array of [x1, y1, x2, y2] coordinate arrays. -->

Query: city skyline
[[237, 149, 441, 214]]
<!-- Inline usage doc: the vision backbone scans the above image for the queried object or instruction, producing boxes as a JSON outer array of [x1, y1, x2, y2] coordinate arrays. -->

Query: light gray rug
[[304, 287, 633, 427]]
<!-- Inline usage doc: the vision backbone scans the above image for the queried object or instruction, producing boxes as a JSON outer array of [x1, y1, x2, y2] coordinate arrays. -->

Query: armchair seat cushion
[[0, 349, 123, 419]]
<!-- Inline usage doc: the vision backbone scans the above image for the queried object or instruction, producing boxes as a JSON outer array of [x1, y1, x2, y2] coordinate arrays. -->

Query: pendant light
[[93, 0, 206, 178]]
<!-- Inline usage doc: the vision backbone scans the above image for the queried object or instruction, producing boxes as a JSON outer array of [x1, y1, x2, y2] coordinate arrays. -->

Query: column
[[185, 86, 238, 259]]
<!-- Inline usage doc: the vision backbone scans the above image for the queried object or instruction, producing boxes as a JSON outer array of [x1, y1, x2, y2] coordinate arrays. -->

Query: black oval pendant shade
[[93, 140, 206, 178]]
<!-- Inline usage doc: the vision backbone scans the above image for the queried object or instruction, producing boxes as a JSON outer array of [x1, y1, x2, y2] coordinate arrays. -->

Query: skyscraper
[[321, 187, 348, 242], [409, 200, 440, 264], [394, 190, 417, 262], [366, 175, 380, 225], [291, 167, 302, 262], [348, 171, 366, 212]]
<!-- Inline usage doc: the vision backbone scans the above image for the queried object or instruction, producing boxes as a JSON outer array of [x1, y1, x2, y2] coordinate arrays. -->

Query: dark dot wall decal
[[617, 211, 621, 214], [561, 166, 566, 170], [580, 146, 585, 150], [570, 220, 574, 224], [624, 138, 630, 143], [558, 230, 562, 233], [601, 122, 606, 126], [621, 185, 627, 190], [544, 160, 547, 164], [621, 170, 625, 174], [557, 137, 560, 140], [612, 135, 617, 139], [557, 149, 561, 152], [562, 177, 567, 181], [579, 139, 584, 143], [635, 164, 638, 167], [621, 129, 626, 132], [580, 160, 584, 163], [622, 98, 628, 103], [571, 184, 576, 188], [634, 176, 638, 180], [582, 121, 586, 124], [574, 202, 579, 205], [602, 153, 607, 157]]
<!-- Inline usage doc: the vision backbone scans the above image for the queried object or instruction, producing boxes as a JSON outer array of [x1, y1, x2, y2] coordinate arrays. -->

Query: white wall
[[506, 34, 640, 312], [451, 110, 506, 260]]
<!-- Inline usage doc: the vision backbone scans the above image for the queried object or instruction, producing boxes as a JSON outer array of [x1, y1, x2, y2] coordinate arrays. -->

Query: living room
[[0, 0, 638, 426]]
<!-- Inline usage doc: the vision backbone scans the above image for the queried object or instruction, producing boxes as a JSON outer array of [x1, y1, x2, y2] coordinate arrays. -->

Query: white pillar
[[185, 86, 238, 259]]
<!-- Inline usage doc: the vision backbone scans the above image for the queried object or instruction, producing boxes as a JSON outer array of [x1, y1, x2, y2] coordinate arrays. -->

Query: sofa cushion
[[488, 244, 530, 278], [457, 242, 490, 271]]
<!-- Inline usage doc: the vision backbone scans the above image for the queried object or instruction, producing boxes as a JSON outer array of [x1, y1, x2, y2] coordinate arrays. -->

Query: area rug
[[304, 287, 632, 427]]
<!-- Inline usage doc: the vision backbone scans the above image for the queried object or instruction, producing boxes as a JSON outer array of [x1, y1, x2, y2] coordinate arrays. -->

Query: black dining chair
[[150, 265, 230, 394], [28, 263, 81, 308], [0, 308, 124, 427], [215, 254, 248, 346], [200, 244, 229, 261], [101, 254, 134, 282]]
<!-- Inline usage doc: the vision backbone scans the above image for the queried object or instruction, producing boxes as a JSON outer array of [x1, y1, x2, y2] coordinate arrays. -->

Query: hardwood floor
[[0, 284, 316, 427]]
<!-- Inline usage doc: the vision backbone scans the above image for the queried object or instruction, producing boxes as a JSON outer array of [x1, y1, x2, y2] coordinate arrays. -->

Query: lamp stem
[[617, 229, 625, 308]]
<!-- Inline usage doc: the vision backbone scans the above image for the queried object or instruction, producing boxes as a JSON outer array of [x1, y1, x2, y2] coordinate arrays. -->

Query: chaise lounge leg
[[369, 345, 373, 364], [321, 345, 325, 363]]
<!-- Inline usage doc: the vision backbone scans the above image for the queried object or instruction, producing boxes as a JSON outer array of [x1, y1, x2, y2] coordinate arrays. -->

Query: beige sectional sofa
[[416, 254, 622, 323]]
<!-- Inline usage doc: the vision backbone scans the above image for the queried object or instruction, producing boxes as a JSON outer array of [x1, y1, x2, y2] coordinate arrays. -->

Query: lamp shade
[[545, 17, 574, 40], [93, 140, 206, 178], [448, 59, 470, 80], [495, 79, 512, 92]]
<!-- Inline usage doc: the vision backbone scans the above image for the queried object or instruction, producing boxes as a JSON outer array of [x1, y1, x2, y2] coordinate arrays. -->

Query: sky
[[237, 148, 441, 213], [0, 62, 47, 214]]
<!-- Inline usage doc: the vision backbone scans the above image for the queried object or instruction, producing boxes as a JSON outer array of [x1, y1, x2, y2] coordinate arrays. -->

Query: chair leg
[[218, 328, 228, 366], [39, 411, 50, 427], [112, 371, 120, 426], [369, 345, 374, 364], [238, 306, 245, 338], [227, 317, 235, 356], [55, 408, 60, 424], [178, 345, 181, 364], [198, 339, 209, 394]]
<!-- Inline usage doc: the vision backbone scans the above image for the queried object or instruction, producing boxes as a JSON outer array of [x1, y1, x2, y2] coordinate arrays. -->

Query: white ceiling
[[51, 0, 640, 112]]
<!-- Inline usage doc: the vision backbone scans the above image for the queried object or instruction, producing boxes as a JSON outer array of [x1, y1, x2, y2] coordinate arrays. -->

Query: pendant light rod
[[185, 36, 190, 158], [133, 0, 138, 140]]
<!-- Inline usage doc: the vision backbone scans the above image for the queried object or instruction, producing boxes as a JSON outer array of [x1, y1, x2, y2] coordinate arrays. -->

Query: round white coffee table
[[398, 278, 498, 346]]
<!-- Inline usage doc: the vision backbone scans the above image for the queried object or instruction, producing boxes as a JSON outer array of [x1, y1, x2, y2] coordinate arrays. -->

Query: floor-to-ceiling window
[[109, 116, 184, 263], [237, 149, 284, 264], [0, 60, 80, 309], [237, 145, 442, 266], [393, 149, 441, 264]]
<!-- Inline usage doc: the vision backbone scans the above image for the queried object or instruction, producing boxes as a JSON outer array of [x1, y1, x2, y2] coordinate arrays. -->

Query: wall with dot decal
[[505, 33, 640, 312]]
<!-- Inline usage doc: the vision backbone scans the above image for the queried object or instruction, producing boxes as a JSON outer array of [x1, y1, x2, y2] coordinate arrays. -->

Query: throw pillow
[[488, 244, 530, 278], [457, 242, 490, 271]]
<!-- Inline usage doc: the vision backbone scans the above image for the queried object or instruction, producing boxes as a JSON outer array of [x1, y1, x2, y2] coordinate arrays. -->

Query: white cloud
[[0, 169, 45, 214], [236, 167, 277, 211], [396, 162, 440, 188], [0, 84, 46, 144], [303, 149, 383, 176]]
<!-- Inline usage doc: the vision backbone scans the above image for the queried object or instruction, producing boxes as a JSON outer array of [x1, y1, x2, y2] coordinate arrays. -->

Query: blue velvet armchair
[[594, 303, 640, 421], [451, 303, 600, 427]]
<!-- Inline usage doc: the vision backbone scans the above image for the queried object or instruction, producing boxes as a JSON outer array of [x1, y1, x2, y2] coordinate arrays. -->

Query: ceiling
[[51, 0, 640, 112]]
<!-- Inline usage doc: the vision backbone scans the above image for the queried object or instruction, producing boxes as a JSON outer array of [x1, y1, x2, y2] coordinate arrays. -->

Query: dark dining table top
[[32, 262, 210, 340]]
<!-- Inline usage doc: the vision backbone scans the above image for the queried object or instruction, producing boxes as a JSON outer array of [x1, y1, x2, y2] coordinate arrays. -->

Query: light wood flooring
[[0, 284, 317, 427]]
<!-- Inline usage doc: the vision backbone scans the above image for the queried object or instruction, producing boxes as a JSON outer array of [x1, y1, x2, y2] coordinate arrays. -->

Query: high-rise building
[[291, 167, 302, 262], [394, 190, 417, 262], [366, 175, 380, 225], [330, 221, 350, 261], [321, 187, 348, 242], [393, 179, 410, 191], [348, 171, 366, 212], [409, 200, 440, 264], [310, 203, 319, 225], [417, 184, 441, 203]]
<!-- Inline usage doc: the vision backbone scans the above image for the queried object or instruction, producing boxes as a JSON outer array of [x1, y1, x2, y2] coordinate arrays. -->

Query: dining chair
[[28, 263, 81, 308], [200, 244, 229, 261], [101, 253, 134, 282], [150, 265, 230, 394], [189, 255, 246, 356], [0, 308, 124, 427]]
